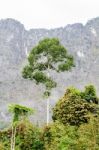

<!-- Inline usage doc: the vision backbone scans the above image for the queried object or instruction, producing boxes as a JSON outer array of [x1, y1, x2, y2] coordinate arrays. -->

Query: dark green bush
[[52, 87, 97, 126]]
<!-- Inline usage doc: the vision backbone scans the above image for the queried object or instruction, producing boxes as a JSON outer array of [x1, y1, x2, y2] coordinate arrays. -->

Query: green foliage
[[0, 121, 44, 150], [16, 121, 44, 150], [32, 71, 48, 83], [22, 65, 33, 79], [32, 71, 56, 90], [41, 115, 99, 150], [22, 38, 74, 92], [58, 55, 74, 71], [42, 121, 78, 150], [0, 102, 99, 150], [52, 86, 97, 126], [45, 79, 57, 90], [9, 104, 34, 124], [9, 104, 34, 150], [77, 114, 99, 149], [81, 85, 99, 104]]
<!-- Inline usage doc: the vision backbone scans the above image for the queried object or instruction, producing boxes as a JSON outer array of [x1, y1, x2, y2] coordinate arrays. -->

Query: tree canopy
[[81, 85, 99, 104], [22, 38, 74, 94], [9, 104, 34, 123], [52, 86, 98, 126]]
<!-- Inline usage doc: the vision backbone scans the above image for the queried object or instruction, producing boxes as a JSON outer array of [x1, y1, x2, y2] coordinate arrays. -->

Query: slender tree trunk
[[47, 63, 50, 125], [13, 127, 16, 150], [11, 126, 13, 150], [11, 126, 16, 150], [47, 98, 50, 125]]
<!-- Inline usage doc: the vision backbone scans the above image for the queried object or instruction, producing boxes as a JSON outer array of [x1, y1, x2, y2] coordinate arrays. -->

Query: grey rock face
[[0, 17, 99, 127]]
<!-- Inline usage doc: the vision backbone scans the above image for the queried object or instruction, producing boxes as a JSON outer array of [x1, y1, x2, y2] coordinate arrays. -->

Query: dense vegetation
[[0, 85, 99, 150], [0, 38, 99, 149]]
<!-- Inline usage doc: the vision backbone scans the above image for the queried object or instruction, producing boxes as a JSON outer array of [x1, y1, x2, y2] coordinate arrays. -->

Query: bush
[[42, 116, 99, 150], [42, 121, 78, 150], [52, 87, 96, 126], [77, 114, 99, 149], [0, 121, 44, 150], [81, 85, 99, 104]]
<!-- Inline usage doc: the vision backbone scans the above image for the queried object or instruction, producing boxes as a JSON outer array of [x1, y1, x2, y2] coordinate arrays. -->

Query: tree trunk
[[47, 63, 50, 125], [11, 126, 16, 150], [47, 98, 50, 125]]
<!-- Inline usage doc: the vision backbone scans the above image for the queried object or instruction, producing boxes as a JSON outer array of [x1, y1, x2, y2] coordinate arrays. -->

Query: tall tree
[[9, 104, 33, 150], [22, 38, 74, 125]]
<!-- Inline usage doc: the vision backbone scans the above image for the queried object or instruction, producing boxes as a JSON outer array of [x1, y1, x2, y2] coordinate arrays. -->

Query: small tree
[[22, 38, 74, 125], [9, 104, 33, 150]]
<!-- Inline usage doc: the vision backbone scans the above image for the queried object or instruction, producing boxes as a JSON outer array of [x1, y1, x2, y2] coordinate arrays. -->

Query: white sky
[[0, 0, 99, 29]]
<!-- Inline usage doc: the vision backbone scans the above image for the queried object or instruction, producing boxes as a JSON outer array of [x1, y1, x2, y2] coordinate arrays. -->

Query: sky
[[0, 0, 99, 29]]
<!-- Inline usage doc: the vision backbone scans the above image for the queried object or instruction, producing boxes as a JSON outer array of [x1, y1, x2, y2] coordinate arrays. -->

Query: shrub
[[0, 121, 44, 150], [52, 87, 96, 126]]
